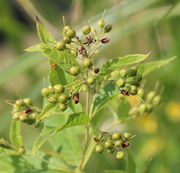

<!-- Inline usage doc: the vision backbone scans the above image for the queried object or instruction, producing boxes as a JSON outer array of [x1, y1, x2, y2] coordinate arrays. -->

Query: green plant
[[1, 15, 175, 173]]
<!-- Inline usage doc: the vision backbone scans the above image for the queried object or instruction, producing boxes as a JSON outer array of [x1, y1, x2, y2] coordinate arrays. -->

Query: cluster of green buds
[[95, 132, 135, 159], [110, 67, 143, 96], [11, 98, 41, 125], [129, 90, 161, 116]]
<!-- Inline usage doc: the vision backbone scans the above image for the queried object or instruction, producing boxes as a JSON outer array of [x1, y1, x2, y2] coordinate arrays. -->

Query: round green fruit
[[98, 19, 105, 28], [83, 58, 92, 68], [54, 84, 64, 94], [70, 66, 80, 76], [15, 99, 24, 107], [63, 36, 71, 44], [116, 79, 125, 88], [152, 95, 161, 106], [137, 88, 144, 97], [114, 140, 122, 147], [116, 151, 125, 159], [104, 24, 112, 33], [56, 41, 66, 51], [112, 132, 121, 140], [23, 98, 32, 105], [95, 144, 104, 153], [59, 94, 69, 103], [41, 88, 49, 97], [87, 76, 96, 85], [71, 50, 78, 57], [82, 25, 91, 35], [123, 132, 132, 140], [105, 140, 114, 149], [147, 91, 156, 102], [130, 85, 138, 95], [119, 69, 127, 78], [66, 29, 76, 38], [59, 104, 67, 111]]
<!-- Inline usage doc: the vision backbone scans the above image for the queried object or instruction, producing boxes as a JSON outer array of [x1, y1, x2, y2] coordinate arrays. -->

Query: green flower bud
[[41, 88, 49, 97], [127, 68, 137, 76], [138, 103, 147, 114], [48, 86, 55, 94], [59, 103, 67, 111], [119, 69, 127, 78], [54, 84, 64, 94], [63, 36, 71, 44], [15, 99, 24, 107], [123, 132, 132, 140], [137, 88, 144, 97], [30, 113, 38, 119], [19, 114, 27, 121], [18, 146, 25, 154], [152, 95, 161, 106], [129, 85, 138, 95], [66, 29, 76, 38], [48, 96, 57, 104], [70, 66, 80, 76], [126, 76, 138, 85], [112, 132, 121, 140], [83, 58, 93, 68], [59, 94, 69, 103], [146, 104, 153, 113], [23, 98, 32, 105], [98, 19, 105, 28], [56, 41, 66, 51], [114, 140, 122, 147], [87, 76, 96, 85], [147, 91, 156, 102], [107, 148, 114, 154], [95, 144, 104, 153], [70, 50, 78, 57], [105, 140, 114, 149], [82, 25, 91, 35], [116, 79, 125, 88], [116, 151, 125, 159], [104, 24, 112, 33], [13, 113, 20, 120]]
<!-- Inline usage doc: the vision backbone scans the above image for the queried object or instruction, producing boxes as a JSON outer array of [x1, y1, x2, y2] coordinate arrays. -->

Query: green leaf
[[91, 83, 119, 116], [9, 120, 23, 149], [19, 170, 66, 173], [104, 170, 125, 173], [33, 112, 88, 154], [137, 56, 176, 76], [0, 147, 19, 155], [24, 43, 44, 52], [36, 17, 55, 44], [126, 150, 136, 173], [99, 53, 150, 77], [43, 48, 80, 74]]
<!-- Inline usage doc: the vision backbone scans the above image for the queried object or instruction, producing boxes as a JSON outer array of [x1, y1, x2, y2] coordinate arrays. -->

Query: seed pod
[[56, 41, 66, 51], [41, 88, 49, 97], [126, 76, 139, 85], [12, 105, 19, 113], [147, 91, 156, 102], [152, 95, 161, 106], [114, 140, 122, 147], [138, 103, 147, 114], [127, 68, 137, 76], [48, 96, 57, 104], [70, 50, 78, 57], [104, 24, 112, 33], [105, 140, 114, 149], [82, 25, 91, 35], [66, 29, 76, 38], [63, 26, 72, 32], [23, 98, 32, 105], [87, 76, 96, 85], [30, 113, 38, 119], [15, 99, 24, 107], [129, 85, 138, 95], [146, 104, 153, 113], [116, 79, 125, 88], [13, 113, 20, 120], [116, 151, 125, 159], [48, 86, 55, 94], [98, 19, 105, 28], [119, 69, 127, 78], [95, 144, 104, 153], [63, 36, 71, 44], [59, 94, 69, 103], [94, 68, 100, 74], [19, 114, 26, 121], [70, 66, 80, 76], [112, 132, 121, 140], [54, 84, 64, 94], [107, 148, 114, 154], [123, 133, 132, 140], [121, 141, 129, 148], [83, 58, 93, 68], [59, 104, 67, 111], [137, 88, 144, 97]]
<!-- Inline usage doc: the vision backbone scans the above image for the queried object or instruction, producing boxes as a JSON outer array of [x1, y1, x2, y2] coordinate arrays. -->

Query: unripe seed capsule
[[95, 144, 104, 153], [63, 26, 72, 31], [104, 24, 112, 33], [41, 88, 49, 97], [152, 95, 161, 106], [16, 99, 24, 107], [70, 66, 80, 76], [147, 91, 156, 102], [48, 86, 55, 94], [127, 68, 137, 76], [59, 104, 67, 111], [114, 140, 122, 147], [105, 140, 114, 149], [123, 133, 132, 140], [63, 36, 71, 44], [13, 113, 20, 120], [146, 104, 153, 113], [23, 98, 32, 105], [56, 41, 66, 51], [18, 146, 25, 154], [59, 94, 69, 103], [19, 115, 26, 121], [126, 76, 138, 85], [70, 50, 78, 57], [83, 58, 92, 68], [130, 85, 138, 95], [87, 76, 96, 85], [30, 113, 38, 119], [82, 25, 91, 35], [116, 79, 125, 88], [116, 151, 125, 159], [119, 69, 127, 78], [54, 84, 64, 94], [138, 103, 147, 114], [112, 132, 121, 140], [137, 88, 144, 97], [98, 19, 105, 28], [66, 29, 76, 38], [48, 96, 57, 104]]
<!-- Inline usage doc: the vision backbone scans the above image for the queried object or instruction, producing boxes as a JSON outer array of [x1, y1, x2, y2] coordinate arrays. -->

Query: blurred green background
[[0, 0, 180, 172]]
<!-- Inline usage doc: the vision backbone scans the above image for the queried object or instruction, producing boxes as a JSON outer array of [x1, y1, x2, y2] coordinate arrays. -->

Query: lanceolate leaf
[[99, 53, 150, 77], [33, 112, 88, 154], [137, 56, 176, 76], [126, 150, 136, 173], [9, 120, 23, 149], [91, 83, 119, 116], [24, 43, 44, 52]]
